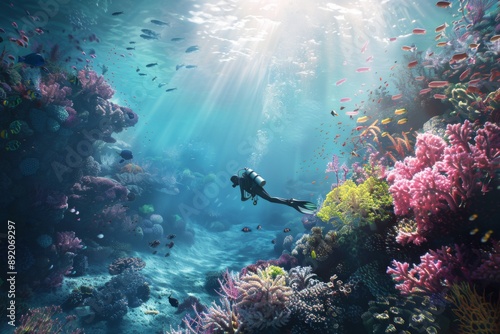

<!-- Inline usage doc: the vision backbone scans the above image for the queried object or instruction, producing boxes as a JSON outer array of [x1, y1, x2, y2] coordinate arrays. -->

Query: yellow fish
[[468, 214, 478, 221], [381, 118, 392, 125], [469, 228, 479, 235], [311, 250, 317, 259], [357, 116, 369, 123], [481, 230, 493, 243], [0, 129, 9, 139], [381, 132, 389, 137], [394, 108, 407, 115], [397, 118, 408, 125]]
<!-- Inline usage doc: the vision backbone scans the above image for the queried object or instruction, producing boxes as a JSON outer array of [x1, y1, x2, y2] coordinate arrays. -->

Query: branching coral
[[387, 121, 500, 243], [446, 282, 500, 334], [15, 305, 83, 334], [317, 177, 392, 234], [386, 245, 471, 295]]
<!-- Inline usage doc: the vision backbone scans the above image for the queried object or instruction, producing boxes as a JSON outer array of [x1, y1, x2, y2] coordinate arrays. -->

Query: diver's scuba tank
[[243, 168, 266, 187]]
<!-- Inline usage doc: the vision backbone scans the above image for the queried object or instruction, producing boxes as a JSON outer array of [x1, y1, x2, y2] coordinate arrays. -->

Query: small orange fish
[[469, 43, 480, 50], [436, 1, 451, 8], [412, 28, 426, 35], [491, 35, 500, 42], [407, 60, 418, 68], [451, 52, 468, 62], [436, 41, 450, 47], [435, 23, 447, 32]]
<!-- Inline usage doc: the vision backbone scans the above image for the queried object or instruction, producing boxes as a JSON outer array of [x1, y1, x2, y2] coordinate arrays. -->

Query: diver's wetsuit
[[232, 173, 317, 215]]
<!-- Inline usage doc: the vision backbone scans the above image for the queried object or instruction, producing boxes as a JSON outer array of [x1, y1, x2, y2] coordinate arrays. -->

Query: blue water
[[0, 0, 499, 333]]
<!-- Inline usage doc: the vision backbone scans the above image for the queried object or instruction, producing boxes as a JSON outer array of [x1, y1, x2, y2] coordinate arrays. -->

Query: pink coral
[[387, 121, 500, 242], [387, 245, 471, 295], [70, 176, 128, 203], [39, 82, 73, 106], [77, 69, 114, 100], [56, 231, 83, 254], [472, 240, 500, 283]]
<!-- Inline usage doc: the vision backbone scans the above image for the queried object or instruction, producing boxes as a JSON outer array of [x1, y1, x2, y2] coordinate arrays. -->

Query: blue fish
[[185, 45, 199, 53], [171, 37, 184, 42], [18, 53, 45, 67], [165, 88, 177, 92], [118, 149, 133, 163]]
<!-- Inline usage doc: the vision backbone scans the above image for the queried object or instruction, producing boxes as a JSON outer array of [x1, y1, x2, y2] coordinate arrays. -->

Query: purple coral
[[56, 231, 83, 254]]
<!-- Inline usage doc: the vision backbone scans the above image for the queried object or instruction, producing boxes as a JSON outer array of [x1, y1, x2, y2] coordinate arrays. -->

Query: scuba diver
[[230, 167, 317, 215]]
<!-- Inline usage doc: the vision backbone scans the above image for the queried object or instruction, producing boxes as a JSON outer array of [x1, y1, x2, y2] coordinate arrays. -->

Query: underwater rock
[[422, 116, 447, 138]]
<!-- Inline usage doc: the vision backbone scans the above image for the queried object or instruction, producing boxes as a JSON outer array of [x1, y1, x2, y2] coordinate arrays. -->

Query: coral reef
[[70, 176, 128, 203], [108, 257, 146, 275], [15, 305, 82, 334], [387, 121, 500, 243], [235, 267, 292, 331], [446, 282, 500, 334], [56, 231, 83, 254], [361, 295, 443, 334], [287, 274, 352, 333], [317, 177, 392, 234], [292, 226, 337, 262]]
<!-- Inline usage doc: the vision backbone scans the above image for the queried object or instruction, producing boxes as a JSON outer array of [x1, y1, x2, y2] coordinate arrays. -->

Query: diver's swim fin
[[289, 199, 317, 214]]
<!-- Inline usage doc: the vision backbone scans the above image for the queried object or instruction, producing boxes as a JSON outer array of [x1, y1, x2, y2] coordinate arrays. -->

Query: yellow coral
[[446, 282, 500, 334]]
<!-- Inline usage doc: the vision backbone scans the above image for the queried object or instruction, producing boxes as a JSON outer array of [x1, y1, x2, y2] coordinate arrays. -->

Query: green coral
[[139, 204, 154, 214], [317, 177, 392, 234], [261, 265, 287, 280]]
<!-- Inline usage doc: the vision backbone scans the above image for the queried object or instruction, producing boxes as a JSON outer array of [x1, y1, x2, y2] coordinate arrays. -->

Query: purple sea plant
[[464, 0, 497, 25]]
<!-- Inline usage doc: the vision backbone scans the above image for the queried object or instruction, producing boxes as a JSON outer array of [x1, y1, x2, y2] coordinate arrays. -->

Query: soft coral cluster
[[387, 120, 500, 244], [77, 69, 114, 100], [386, 245, 471, 295]]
